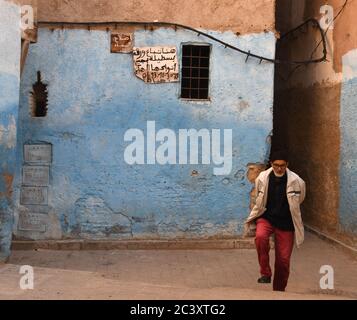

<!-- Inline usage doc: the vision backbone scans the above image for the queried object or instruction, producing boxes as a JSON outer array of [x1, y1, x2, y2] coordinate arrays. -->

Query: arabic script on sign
[[133, 46, 179, 83], [111, 33, 133, 53]]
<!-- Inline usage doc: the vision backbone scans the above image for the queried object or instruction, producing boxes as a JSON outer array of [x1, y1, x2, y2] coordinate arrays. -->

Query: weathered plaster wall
[[340, 49, 357, 237], [37, 0, 276, 35], [14, 27, 276, 240], [274, 0, 357, 245], [0, 0, 21, 260]]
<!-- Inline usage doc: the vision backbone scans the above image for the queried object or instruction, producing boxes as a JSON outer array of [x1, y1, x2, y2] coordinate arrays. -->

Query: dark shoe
[[257, 276, 271, 284]]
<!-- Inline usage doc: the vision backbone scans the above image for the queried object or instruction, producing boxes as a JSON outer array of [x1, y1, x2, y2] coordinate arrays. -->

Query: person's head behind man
[[270, 150, 289, 177]]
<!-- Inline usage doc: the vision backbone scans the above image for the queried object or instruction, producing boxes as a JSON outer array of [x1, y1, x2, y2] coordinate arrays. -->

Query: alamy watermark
[[124, 121, 233, 176], [20, 5, 34, 31], [19, 265, 34, 290], [319, 265, 334, 290], [320, 5, 334, 30]]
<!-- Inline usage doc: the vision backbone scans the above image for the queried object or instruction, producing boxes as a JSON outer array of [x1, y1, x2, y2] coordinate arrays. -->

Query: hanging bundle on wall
[[30, 71, 48, 117]]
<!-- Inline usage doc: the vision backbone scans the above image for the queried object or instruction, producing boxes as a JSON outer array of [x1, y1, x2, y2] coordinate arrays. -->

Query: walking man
[[244, 150, 306, 291]]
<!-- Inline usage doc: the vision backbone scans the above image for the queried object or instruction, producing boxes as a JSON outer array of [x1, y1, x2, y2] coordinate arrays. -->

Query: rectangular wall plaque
[[111, 32, 133, 53], [22, 204, 49, 214], [22, 166, 50, 186], [18, 212, 47, 232], [20, 186, 48, 205], [24, 144, 52, 164]]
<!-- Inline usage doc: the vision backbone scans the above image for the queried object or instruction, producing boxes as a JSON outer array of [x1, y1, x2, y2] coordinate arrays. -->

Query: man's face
[[271, 160, 288, 177]]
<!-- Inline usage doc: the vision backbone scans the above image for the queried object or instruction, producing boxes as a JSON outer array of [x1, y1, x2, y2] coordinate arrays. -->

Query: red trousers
[[255, 218, 294, 292]]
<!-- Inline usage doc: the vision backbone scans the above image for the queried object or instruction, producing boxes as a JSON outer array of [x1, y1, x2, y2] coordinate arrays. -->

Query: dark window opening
[[30, 71, 48, 117], [181, 44, 210, 100]]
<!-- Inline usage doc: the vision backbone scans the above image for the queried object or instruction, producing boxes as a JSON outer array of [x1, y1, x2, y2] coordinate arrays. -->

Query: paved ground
[[1, 232, 357, 300]]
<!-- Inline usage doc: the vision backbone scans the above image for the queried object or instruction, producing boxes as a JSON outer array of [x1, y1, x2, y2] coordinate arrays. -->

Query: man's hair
[[270, 150, 289, 162]]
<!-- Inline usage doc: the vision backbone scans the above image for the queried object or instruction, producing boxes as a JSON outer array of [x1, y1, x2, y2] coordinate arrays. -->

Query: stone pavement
[[0, 232, 357, 300]]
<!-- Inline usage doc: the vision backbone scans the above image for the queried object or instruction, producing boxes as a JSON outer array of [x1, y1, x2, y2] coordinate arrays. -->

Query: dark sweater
[[261, 171, 295, 231]]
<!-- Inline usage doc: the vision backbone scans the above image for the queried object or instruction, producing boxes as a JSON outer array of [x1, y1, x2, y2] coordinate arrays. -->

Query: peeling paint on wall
[[246, 163, 266, 210], [0, 116, 17, 149]]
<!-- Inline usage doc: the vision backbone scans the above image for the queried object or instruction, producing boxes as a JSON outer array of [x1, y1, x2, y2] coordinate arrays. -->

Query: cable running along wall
[[37, 19, 327, 66]]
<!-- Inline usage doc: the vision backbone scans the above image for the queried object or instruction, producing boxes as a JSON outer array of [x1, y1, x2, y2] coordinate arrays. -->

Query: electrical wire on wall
[[278, 0, 350, 81], [310, 0, 349, 59], [37, 19, 327, 66]]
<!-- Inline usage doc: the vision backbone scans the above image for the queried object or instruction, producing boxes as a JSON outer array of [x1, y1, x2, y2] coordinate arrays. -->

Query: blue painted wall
[[340, 49, 357, 235], [0, 0, 21, 260], [14, 27, 275, 240]]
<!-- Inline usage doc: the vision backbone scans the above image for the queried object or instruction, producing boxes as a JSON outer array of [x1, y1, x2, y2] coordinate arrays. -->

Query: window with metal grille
[[181, 44, 210, 100]]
